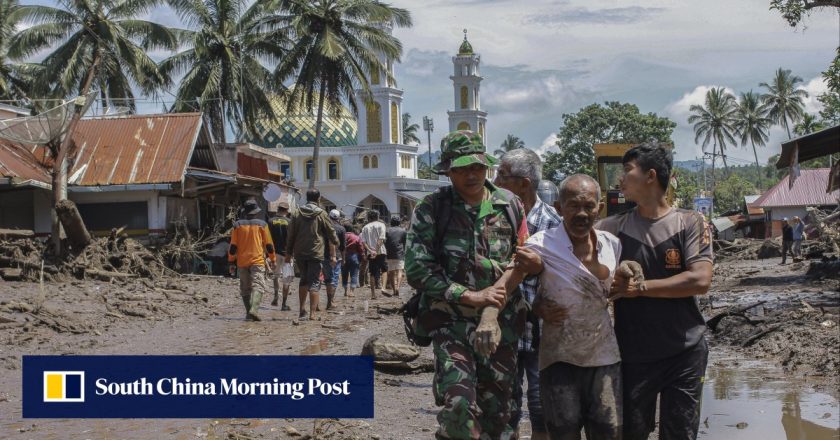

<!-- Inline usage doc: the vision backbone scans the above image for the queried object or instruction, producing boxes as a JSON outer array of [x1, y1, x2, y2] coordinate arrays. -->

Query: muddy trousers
[[510, 350, 546, 434], [432, 331, 518, 440], [540, 361, 622, 440], [622, 338, 708, 440], [238, 265, 266, 316]]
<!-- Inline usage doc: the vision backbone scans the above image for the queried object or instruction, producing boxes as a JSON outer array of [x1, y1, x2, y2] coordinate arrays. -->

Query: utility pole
[[422, 116, 434, 176]]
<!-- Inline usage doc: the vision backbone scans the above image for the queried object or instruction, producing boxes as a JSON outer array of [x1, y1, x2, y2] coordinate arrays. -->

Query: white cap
[[783, 217, 789, 221], [329, 209, 341, 220]]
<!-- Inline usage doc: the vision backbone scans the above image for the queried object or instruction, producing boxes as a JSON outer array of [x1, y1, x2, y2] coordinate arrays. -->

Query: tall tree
[[0, 0, 35, 101], [760, 68, 808, 139], [493, 134, 524, 157], [688, 87, 738, 183], [818, 48, 840, 125], [9, 0, 177, 254], [733, 90, 772, 178], [402, 112, 420, 145], [542, 101, 676, 182], [793, 113, 826, 136], [162, 0, 288, 143], [274, 0, 411, 189]]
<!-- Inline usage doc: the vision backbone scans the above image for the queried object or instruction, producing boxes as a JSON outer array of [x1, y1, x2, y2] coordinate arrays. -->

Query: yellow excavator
[[593, 143, 675, 218]]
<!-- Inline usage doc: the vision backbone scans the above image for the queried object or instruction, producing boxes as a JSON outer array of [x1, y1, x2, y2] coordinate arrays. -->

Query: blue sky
[[20, 0, 840, 163]]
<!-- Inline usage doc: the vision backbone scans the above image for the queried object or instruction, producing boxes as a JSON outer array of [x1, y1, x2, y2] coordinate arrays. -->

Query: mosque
[[247, 32, 488, 219]]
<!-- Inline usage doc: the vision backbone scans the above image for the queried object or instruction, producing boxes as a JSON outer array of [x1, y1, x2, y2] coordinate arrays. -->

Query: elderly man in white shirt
[[522, 174, 623, 440]]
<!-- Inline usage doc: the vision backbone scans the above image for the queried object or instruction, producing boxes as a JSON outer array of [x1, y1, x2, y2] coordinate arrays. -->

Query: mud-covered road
[[0, 256, 837, 439]]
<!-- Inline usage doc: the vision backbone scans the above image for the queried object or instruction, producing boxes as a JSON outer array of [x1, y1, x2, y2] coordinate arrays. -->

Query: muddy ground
[[0, 254, 837, 439]]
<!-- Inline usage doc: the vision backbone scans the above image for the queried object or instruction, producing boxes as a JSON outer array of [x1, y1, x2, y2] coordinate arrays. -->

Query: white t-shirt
[[525, 223, 622, 370], [360, 221, 387, 255]]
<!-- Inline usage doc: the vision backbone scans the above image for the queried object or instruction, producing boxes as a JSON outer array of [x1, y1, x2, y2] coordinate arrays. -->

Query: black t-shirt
[[385, 226, 407, 260], [325, 223, 346, 259], [782, 224, 793, 241], [267, 215, 289, 256], [598, 208, 713, 363]]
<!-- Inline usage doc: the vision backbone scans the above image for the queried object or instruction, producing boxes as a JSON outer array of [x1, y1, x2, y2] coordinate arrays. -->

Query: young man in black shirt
[[598, 142, 713, 440], [267, 202, 291, 310]]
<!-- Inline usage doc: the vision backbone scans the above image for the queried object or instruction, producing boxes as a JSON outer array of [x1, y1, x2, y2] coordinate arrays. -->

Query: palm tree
[[402, 112, 420, 145], [760, 67, 808, 139], [9, 0, 178, 254], [0, 0, 29, 101], [274, 0, 411, 189], [688, 87, 738, 184], [494, 134, 524, 157], [733, 90, 772, 177], [162, 0, 288, 142], [793, 113, 826, 136]]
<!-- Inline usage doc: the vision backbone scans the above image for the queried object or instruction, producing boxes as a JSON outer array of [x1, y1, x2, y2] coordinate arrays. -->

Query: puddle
[[700, 352, 839, 439]]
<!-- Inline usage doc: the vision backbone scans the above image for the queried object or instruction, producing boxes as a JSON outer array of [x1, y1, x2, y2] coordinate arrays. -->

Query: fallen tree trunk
[[84, 268, 137, 281], [55, 199, 91, 251], [707, 300, 767, 331], [0, 229, 35, 240]]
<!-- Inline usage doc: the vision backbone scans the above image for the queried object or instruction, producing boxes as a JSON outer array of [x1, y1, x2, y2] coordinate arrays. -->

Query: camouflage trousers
[[431, 324, 520, 440], [238, 265, 266, 316]]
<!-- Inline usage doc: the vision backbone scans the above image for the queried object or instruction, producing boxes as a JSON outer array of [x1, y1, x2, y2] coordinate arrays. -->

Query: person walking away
[[494, 148, 561, 439], [781, 217, 794, 265], [325, 209, 346, 309], [384, 215, 407, 297], [361, 210, 387, 299], [228, 203, 276, 321], [524, 174, 624, 439], [343, 223, 364, 297], [792, 216, 805, 261], [267, 202, 292, 310], [285, 189, 339, 321], [405, 130, 531, 439], [598, 142, 713, 440]]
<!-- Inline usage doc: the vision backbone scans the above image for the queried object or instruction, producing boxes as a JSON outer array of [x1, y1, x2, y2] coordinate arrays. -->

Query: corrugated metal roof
[[0, 140, 50, 184], [69, 113, 206, 186], [753, 168, 840, 208], [744, 194, 764, 216]]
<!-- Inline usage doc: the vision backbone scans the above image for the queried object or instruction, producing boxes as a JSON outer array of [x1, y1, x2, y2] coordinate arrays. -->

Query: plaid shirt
[[519, 197, 562, 352]]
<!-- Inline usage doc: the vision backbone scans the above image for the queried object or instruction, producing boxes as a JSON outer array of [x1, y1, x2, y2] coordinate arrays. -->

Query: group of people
[[405, 130, 713, 440], [780, 215, 806, 264], [225, 190, 408, 322]]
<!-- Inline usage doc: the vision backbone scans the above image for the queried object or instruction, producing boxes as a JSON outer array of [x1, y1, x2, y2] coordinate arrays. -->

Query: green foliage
[[818, 49, 840, 125], [418, 160, 433, 180], [734, 90, 772, 171], [760, 67, 808, 138], [9, 0, 177, 110], [494, 134, 524, 157], [794, 113, 827, 135], [770, 0, 840, 27], [714, 173, 759, 213], [689, 87, 738, 172], [274, 0, 411, 188], [403, 113, 421, 145], [541, 101, 676, 183], [674, 171, 701, 210]]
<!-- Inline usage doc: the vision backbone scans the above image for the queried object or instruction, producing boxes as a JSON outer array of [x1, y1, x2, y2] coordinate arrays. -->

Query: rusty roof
[[69, 113, 211, 186], [753, 168, 840, 208], [0, 140, 50, 185]]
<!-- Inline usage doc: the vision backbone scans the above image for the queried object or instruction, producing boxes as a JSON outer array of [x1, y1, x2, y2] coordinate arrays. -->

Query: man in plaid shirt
[[495, 149, 562, 439]]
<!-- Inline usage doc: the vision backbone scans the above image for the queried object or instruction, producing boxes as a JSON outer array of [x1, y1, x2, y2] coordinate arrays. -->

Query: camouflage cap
[[433, 130, 497, 174]]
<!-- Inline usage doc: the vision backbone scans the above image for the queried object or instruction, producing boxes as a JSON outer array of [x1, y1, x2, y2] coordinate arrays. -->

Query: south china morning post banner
[[23, 355, 373, 418]]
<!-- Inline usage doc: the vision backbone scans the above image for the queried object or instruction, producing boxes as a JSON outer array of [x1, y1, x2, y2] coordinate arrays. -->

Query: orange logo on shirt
[[665, 249, 682, 269]]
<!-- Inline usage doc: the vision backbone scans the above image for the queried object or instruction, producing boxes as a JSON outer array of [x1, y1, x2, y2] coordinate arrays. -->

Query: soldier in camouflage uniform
[[405, 131, 532, 440]]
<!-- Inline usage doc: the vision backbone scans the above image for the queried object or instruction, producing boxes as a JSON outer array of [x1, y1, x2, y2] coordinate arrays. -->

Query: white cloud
[[535, 133, 559, 156], [800, 76, 828, 116], [664, 85, 737, 121]]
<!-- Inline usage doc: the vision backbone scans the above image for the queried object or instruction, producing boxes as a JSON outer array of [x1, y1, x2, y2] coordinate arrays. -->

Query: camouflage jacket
[[405, 182, 528, 339]]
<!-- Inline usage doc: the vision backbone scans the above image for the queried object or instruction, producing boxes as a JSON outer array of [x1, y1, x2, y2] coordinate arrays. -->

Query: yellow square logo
[[43, 371, 85, 402]]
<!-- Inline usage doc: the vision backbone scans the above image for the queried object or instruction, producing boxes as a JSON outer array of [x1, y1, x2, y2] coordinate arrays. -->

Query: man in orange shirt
[[228, 202, 276, 321]]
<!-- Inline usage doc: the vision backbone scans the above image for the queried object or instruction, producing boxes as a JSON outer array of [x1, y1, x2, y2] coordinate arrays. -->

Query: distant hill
[[674, 160, 705, 172], [418, 151, 441, 166]]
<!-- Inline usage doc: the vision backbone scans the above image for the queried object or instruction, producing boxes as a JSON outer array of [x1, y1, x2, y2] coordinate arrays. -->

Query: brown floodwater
[[700, 352, 839, 440]]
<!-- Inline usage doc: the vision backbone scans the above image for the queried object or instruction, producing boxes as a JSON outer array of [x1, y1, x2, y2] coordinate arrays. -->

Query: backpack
[[400, 186, 523, 347]]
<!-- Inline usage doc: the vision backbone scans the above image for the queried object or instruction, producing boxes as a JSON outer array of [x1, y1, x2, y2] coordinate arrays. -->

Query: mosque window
[[460, 86, 468, 109], [457, 121, 470, 131], [474, 89, 479, 109], [280, 161, 290, 179], [370, 68, 380, 85], [400, 154, 411, 169], [371, 155, 379, 168], [328, 158, 339, 180], [363, 155, 370, 169], [367, 102, 382, 143], [479, 122, 485, 138], [305, 159, 315, 181], [391, 102, 399, 144]]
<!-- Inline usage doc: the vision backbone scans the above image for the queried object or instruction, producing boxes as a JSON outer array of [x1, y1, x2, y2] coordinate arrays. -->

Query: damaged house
[[0, 112, 293, 242]]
